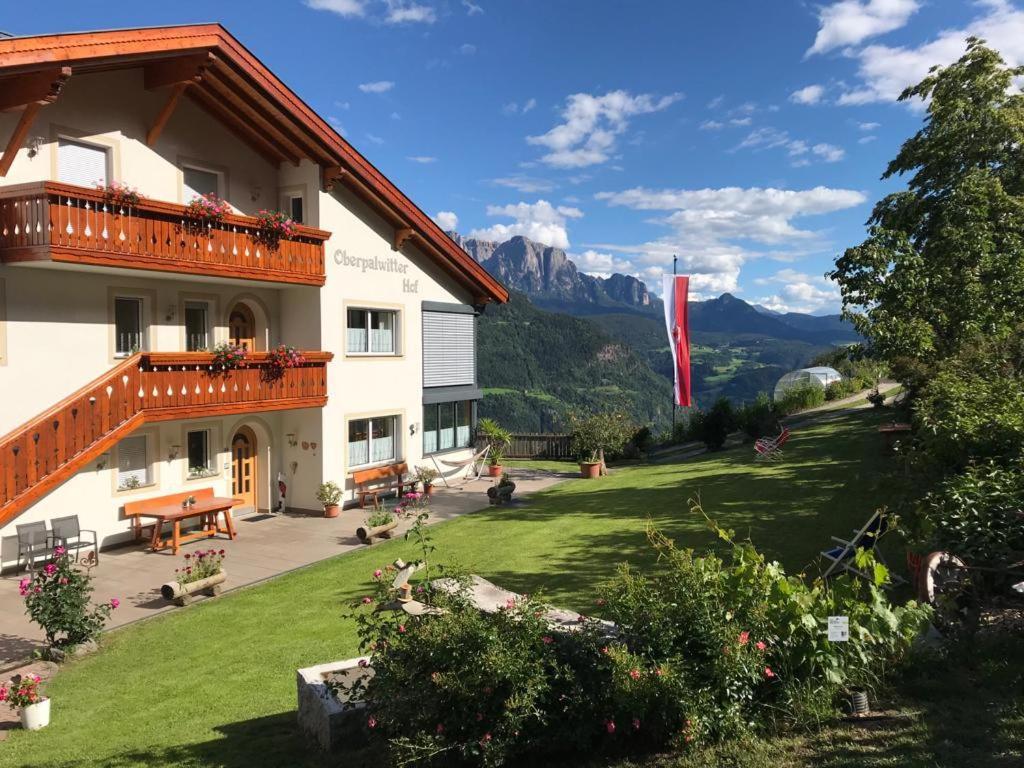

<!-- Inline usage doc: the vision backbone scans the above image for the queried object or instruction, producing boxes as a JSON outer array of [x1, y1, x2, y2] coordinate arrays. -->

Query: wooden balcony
[[0, 350, 332, 526], [0, 181, 328, 285]]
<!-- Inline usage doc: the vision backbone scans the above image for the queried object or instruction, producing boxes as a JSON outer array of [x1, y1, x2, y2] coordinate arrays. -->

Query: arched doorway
[[231, 426, 258, 512], [228, 303, 256, 351]]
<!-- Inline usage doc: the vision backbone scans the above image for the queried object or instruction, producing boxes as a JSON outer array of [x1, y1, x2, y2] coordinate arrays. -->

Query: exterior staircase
[[0, 350, 331, 528]]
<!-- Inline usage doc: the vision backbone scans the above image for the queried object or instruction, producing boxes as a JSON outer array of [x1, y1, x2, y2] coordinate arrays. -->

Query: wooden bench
[[124, 488, 240, 554], [352, 462, 416, 508]]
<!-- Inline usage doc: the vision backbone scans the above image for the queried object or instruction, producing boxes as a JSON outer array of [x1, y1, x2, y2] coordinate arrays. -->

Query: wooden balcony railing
[[0, 350, 332, 527], [0, 181, 328, 285]]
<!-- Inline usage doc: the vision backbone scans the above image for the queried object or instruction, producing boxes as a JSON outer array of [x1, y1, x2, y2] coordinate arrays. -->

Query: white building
[[773, 366, 842, 401], [0, 25, 507, 569]]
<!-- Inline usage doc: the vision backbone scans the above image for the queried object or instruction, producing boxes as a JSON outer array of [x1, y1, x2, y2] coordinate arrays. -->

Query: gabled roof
[[0, 23, 507, 304]]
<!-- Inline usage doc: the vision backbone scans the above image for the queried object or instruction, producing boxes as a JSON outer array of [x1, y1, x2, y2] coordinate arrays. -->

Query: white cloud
[[491, 175, 557, 194], [327, 116, 346, 135], [790, 84, 826, 104], [306, 0, 366, 17], [462, 0, 483, 14], [707, 95, 725, 110], [858, 135, 878, 144], [527, 90, 682, 168], [366, 133, 384, 145], [807, 0, 920, 56], [468, 200, 583, 249], [837, 1, 1024, 105], [591, 185, 866, 298], [384, 1, 436, 23], [391, 111, 401, 120], [407, 155, 437, 163], [735, 127, 845, 165], [700, 119, 724, 130], [571, 249, 637, 279], [359, 80, 394, 94], [434, 211, 458, 230], [858, 121, 880, 130], [503, 98, 537, 116], [459, 43, 477, 55], [754, 269, 842, 313], [335, 100, 351, 110], [729, 117, 753, 126], [522, 98, 537, 114]]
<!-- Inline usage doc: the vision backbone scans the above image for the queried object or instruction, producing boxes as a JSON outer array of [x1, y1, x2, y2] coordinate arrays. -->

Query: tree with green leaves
[[829, 38, 1024, 378]]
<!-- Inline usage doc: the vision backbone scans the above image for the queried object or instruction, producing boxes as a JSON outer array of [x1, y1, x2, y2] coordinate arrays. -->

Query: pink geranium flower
[[629, 669, 641, 680], [738, 631, 750, 645]]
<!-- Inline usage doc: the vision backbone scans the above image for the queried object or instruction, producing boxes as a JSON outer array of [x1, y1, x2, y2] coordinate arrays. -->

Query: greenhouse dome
[[773, 366, 843, 401]]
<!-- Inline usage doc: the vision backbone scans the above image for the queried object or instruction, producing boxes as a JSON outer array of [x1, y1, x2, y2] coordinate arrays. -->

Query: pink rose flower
[[629, 668, 641, 680], [110, 598, 120, 609], [605, 719, 616, 734], [373, 569, 382, 579], [367, 716, 377, 729], [43, 563, 57, 576], [738, 631, 749, 645], [756, 641, 767, 651], [361, 596, 372, 604], [764, 666, 775, 679], [542, 636, 554, 645]]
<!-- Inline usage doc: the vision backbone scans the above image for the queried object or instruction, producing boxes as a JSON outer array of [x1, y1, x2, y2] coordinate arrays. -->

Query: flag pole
[[671, 254, 678, 435]]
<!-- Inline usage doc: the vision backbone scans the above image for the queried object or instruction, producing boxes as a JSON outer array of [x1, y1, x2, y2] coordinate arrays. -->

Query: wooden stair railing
[[0, 350, 332, 528]]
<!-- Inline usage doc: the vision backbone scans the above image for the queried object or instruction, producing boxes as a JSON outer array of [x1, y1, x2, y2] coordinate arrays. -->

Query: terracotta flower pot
[[423, 484, 435, 497], [487, 464, 503, 478], [579, 461, 601, 479], [323, 504, 341, 518]]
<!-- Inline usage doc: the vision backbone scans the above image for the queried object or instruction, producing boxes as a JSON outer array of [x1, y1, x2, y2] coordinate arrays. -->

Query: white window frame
[[347, 414, 400, 468], [186, 428, 216, 480], [181, 164, 223, 203], [184, 301, 211, 352], [113, 295, 145, 358], [346, 307, 400, 356], [423, 401, 476, 456], [116, 434, 153, 492], [286, 193, 304, 224]]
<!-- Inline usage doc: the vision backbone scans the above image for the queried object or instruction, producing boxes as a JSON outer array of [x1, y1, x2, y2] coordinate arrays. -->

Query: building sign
[[334, 249, 410, 274]]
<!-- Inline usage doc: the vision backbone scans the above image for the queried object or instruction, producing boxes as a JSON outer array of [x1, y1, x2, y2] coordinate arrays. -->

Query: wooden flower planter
[[356, 520, 398, 545], [161, 570, 227, 606]]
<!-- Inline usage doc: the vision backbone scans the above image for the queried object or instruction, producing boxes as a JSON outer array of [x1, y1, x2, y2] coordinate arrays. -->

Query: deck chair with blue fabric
[[821, 509, 902, 583]]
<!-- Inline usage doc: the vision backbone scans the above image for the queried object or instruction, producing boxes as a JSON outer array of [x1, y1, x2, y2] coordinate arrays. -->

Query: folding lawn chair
[[431, 445, 490, 488], [754, 427, 791, 461], [820, 509, 903, 584]]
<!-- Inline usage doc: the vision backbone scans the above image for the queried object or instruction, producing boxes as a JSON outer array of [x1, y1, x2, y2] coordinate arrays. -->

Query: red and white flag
[[662, 275, 692, 407]]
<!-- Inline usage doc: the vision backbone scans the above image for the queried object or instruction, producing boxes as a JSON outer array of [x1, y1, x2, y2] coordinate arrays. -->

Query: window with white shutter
[[423, 311, 475, 387], [117, 435, 151, 490], [183, 166, 220, 201], [57, 139, 109, 187]]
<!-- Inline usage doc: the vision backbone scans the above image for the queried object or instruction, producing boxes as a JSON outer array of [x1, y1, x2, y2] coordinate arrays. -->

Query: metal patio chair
[[16, 522, 51, 574], [49, 514, 99, 565]]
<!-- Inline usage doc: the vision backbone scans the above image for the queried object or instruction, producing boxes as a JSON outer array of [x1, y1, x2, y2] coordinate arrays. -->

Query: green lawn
[[0, 410, 957, 768]]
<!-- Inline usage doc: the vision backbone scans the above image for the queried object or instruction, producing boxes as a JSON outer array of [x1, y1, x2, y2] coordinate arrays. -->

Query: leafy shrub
[[912, 461, 1024, 569], [774, 384, 825, 416], [736, 393, 778, 441], [569, 412, 635, 464], [348, 514, 929, 766], [824, 378, 859, 401], [629, 425, 654, 456], [694, 398, 735, 451], [478, 418, 512, 466], [20, 548, 118, 648]]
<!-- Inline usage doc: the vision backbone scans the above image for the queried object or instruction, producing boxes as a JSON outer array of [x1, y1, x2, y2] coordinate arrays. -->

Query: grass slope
[[0, 410, 972, 768]]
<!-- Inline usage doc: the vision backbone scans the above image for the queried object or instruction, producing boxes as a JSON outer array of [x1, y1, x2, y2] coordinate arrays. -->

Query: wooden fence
[[500, 433, 573, 459]]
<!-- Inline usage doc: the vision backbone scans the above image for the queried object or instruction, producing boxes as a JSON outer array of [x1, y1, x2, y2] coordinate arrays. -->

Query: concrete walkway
[[0, 469, 566, 668]]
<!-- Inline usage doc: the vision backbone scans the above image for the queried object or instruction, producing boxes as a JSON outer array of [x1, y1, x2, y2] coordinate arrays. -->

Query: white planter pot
[[20, 698, 50, 730]]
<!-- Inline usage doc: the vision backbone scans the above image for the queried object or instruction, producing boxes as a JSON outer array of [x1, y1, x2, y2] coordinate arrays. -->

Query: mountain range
[[458, 232, 859, 432]]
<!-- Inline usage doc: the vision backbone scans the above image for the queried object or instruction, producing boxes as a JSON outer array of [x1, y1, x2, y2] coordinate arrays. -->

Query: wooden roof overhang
[[0, 24, 508, 305]]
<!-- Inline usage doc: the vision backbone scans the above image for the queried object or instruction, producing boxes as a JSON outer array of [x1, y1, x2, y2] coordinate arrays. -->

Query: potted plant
[[415, 466, 439, 496], [317, 481, 343, 518], [211, 342, 248, 373], [569, 411, 634, 479], [95, 180, 141, 210], [184, 192, 231, 228], [1, 673, 49, 730], [161, 548, 227, 606], [357, 504, 399, 544], [254, 209, 297, 250], [478, 418, 512, 478], [263, 344, 305, 382]]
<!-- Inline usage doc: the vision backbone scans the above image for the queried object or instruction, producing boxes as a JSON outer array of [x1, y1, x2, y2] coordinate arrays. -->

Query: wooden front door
[[228, 303, 256, 351], [231, 427, 257, 512]]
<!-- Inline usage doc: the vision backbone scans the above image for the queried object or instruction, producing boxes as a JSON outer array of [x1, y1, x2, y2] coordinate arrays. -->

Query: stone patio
[[0, 469, 569, 668]]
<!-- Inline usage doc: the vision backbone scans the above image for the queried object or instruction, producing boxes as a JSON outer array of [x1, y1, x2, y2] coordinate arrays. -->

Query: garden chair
[[820, 510, 903, 584], [754, 427, 791, 461], [49, 514, 99, 565], [16, 522, 51, 574], [431, 445, 490, 488]]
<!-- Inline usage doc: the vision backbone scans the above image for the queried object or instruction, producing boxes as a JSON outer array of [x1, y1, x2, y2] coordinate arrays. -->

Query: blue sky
[[5, 1, 1024, 313]]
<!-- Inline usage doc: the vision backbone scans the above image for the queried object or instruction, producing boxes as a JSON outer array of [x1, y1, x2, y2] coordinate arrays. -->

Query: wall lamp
[[286, 433, 298, 447]]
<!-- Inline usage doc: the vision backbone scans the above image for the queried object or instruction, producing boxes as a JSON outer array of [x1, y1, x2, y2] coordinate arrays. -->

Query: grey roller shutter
[[423, 311, 475, 387], [57, 139, 108, 187]]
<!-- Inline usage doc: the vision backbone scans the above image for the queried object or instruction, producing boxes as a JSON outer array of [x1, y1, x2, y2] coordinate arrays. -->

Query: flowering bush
[[0, 674, 45, 709], [211, 342, 247, 373], [254, 209, 297, 250], [263, 344, 305, 381], [95, 180, 140, 209], [175, 549, 225, 585], [21, 548, 117, 649], [395, 491, 429, 516], [184, 193, 231, 225], [346, 504, 930, 766]]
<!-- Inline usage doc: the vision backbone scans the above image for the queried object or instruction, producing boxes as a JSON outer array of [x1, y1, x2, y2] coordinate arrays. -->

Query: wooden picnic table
[[142, 496, 241, 555]]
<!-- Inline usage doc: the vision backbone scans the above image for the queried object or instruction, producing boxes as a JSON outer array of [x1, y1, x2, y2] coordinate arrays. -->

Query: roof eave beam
[[144, 54, 215, 147], [0, 66, 72, 112], [0, 103, 41, 177]]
